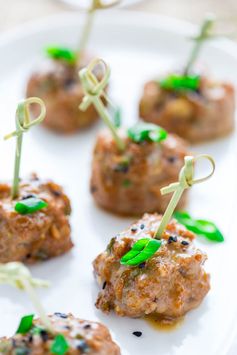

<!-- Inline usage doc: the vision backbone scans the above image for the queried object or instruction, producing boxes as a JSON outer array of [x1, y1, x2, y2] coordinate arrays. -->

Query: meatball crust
[[26, 58, 99, 134], [0, 175, 72, 263], [91, 129, 189, 216], [139, 76, 235, 143], [0, 313, 121, 355], [93, 213, 210, 320]]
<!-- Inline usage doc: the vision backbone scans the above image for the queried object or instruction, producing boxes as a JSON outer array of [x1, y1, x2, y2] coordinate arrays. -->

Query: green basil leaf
[[15, 197, 48, 215], [16, 314, 34, 334], [51, 334, 69, 355], [174, 211, 224, 242], [121, 238, 162, 266], [45, 46, 77, 64], [160, 74, 200, 91], [128, 123, 167, 144]]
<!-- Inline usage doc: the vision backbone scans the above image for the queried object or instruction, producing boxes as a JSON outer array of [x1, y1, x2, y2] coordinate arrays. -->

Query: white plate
[[0, 10, 237, 355], [58, 0, 143, 9]]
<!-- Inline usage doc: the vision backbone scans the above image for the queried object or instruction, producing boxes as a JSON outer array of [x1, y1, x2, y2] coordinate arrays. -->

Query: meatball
[[0, 313, 120, 354], [139, 76, 235, 143], [91, 129, 189, 216], [93, 213, 210, 320], [0, 174, 72, 263], [26, 58, 99, 134]]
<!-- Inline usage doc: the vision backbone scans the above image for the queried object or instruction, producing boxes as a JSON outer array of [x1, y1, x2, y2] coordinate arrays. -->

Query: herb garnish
[[4, 98, 46, 199], [120, 238, 162, 266], [46, 47, 77, 64], [16, 314, 34, 334], [15, 197, 48, 215], [120, 155, 216, 266], [160, 74, 200, 92], [174, 211, 224, 242], [113, 107, 122, 128], [51, 334, 69, 355], [128, 123, 167, 143]]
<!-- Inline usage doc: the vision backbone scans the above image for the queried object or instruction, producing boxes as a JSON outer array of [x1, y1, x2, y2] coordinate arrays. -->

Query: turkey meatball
[[0, 174, 72, 263], [93, 213, 210, 321], [139, 76, 235, 143], [26, 58, 99, 134], [91, 129, 189, 216], [0, 313, 120, 354]]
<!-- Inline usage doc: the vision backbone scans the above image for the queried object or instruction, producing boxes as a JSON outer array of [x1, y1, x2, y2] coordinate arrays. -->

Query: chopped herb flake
[[46, 46, 77, 64], [121, 238, 162, 266], [16, 314, 34, 334], [15, 197, 48, 215], [122, 179, 132, 187], [160, 74, 200, 92], [51, 334, 69, 355], [113, 107, 122, 128], [128, 123, 167, 144], [174, 211, 224, 242]]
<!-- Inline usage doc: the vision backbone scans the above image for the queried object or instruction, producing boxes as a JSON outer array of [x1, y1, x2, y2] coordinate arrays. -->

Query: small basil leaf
[[128, 123, 167, 144], [15, 197, 48, 215], [195, 220, 224, 242], [45, 46, 77, 64], [174, 211, 224, 242], [51, 334, 69, 355], [121, 238, 162, 266], [16, 314, 34, 334], [160, 74, 200, 92]]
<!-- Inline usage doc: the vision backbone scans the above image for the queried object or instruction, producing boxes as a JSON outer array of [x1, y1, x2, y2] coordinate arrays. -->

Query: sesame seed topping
[[133, 331, 142, 337]]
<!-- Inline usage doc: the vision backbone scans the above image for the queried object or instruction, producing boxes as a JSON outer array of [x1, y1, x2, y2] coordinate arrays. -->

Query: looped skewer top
[[92, 0, 121, 10], [80, 58, 110, 109], [0, 262, 52, 332], [79, 58, 125, 151], [4, 97, 46, 140], [4, 97, 46, 199], [155, 154, 215, 238]]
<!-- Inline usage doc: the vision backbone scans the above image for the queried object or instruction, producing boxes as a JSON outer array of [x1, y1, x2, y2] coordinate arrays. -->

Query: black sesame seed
[[90, 185, 97, 194], [138, 262, 146, 269], [39, 329, 49, 342], [131, 227, 137, 233], [75, 339, 90, 352], [54, 312, 68, 319], [83, 324, 91, 329], [133, 331, 142, 337], [140, 224, 145, 230], [168, 236, 177, 244], [64, 78, 76, 89], [102, 281, 107, 290], [52, 190, 62, 197], [181, 240, 189, 246], [167, 156, 177, 164], [114, 164, 129, 173], [21, 194, 36, 200], [64, 325, 71, 330]]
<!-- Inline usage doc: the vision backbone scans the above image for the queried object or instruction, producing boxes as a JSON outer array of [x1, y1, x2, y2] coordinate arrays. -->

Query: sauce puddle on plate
[[144, 315, 184, 332]]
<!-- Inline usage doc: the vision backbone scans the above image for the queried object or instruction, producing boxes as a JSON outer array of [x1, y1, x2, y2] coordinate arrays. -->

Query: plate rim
[[0, 10, 237, 355]]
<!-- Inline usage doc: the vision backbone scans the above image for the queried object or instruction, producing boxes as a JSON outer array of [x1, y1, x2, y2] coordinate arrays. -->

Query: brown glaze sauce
[[144, 315, 184, 332]]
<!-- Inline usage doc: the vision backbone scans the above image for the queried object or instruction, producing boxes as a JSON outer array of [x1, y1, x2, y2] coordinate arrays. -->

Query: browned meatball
[[91, 129, 189, 216], [93, 213, 210, 321], [26, 59, 99, 134], [0, 313, 121, 354], [0, 174, 72, 263], [139, 76, 235, 143]]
